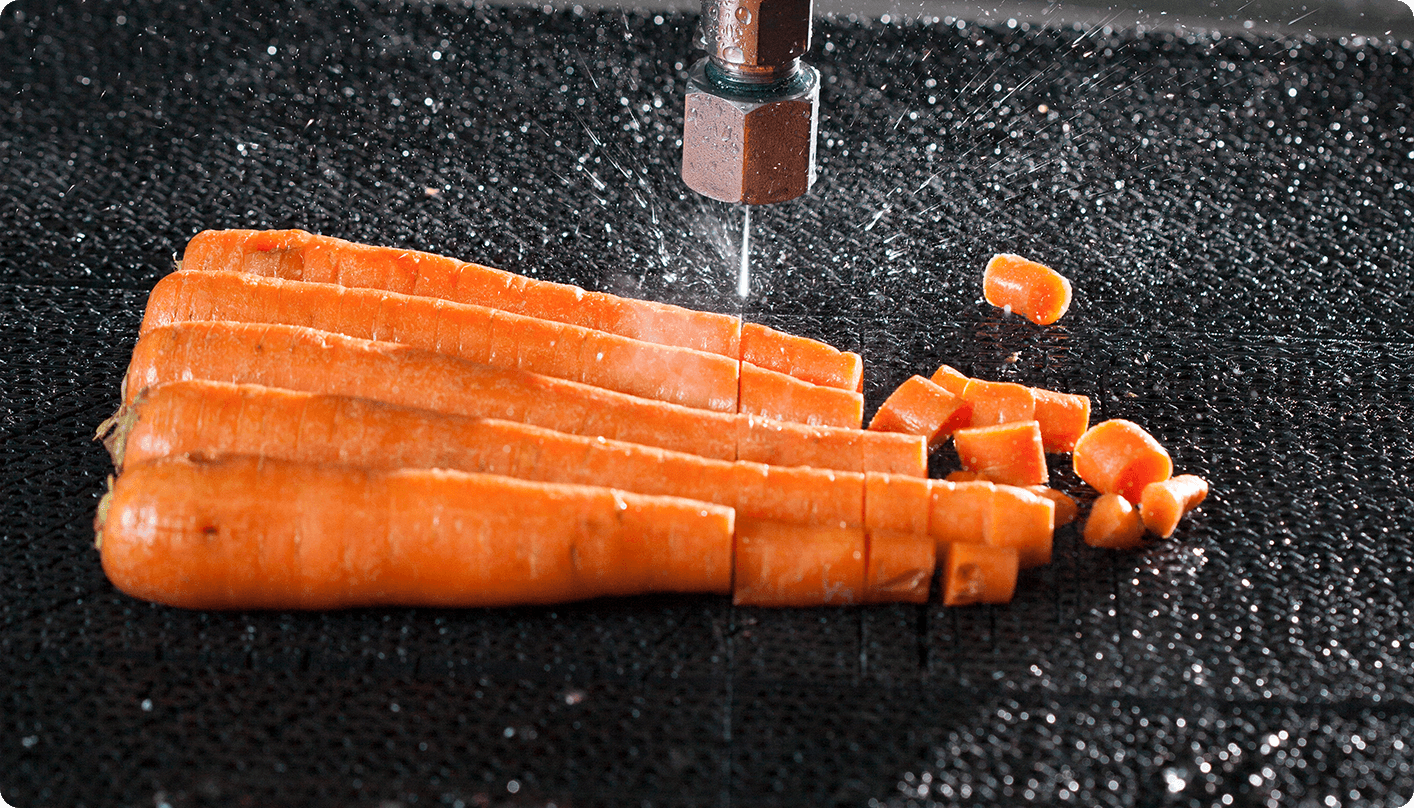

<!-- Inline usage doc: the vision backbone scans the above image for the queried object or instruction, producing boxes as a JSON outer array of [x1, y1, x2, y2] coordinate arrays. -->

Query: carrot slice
[[1071, 419, 1173, 504], [863, 472, 931, 534], [986, 485, 1055, 568], [1031, 388, 1091, 453], [953, 421, 1048, 487], [728, 415, 926, 477], [866, 375, 970, 448], [960, 379, 1036, 427], [732, 520, 866, 606], [928, 480, 996, 547], [1027, 486, 1078, 527], [941, 543, 1018, 606], [97, 455, 736, 609], [864, 530, 934, 604], [739, 322, 864, 391], [982, 253, 1073, 326], [944, 470, 989, 483], [1083, 493, 1146, 550], [1139, 474, 1209, 538], [929, 364, 970, 397], [737, 362, 864, 428]]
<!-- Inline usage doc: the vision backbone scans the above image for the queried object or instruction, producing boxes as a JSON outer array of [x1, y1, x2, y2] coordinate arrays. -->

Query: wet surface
[[2, 1, 1414, 805]]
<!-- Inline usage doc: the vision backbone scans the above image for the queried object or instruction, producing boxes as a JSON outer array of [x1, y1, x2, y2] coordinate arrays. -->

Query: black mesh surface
[[3, 1, 1414, 806]]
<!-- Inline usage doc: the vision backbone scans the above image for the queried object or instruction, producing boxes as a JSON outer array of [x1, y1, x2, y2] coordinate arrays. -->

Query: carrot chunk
[[864, 530, 934, 604], [738, 361, 864, 428], [730, 415, 927, 477], [953, 421, 1048, 487], [866, 375, 970, 448], [863, 472, 931, 534], [960, 379, 1036, 427], [732, 520, 866, 606], [1071, 419, 1173, 504], [1083, 493, 1146, 550], [1031, 388, 1091, 453], [941, 543, 1018, 606], [1139, 474, 1209, 538], [928, 480, 996, 547], [1027, 486, 1078, 527], [929, 364, 970, 397], [982, 253, 1073, 326], [985, 485, 1054, 568], [739, 322, 864, 392]]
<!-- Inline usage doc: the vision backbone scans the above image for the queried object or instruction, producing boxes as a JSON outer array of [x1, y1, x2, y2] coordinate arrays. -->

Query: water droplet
[[723, 46, 745, 64], [735, 6, 752, 23]]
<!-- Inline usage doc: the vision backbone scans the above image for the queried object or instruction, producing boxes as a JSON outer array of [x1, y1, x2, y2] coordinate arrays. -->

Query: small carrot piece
[[732, 520, 866, 606], [863, 472, 931, 534], [735, 415, 927, 477], [123, 322, 915, 475], [1083, 493, 1146, 550], [863, 530, 934, 604], [738, 361, 864, 428], [739, 322, 864, 392], [961, 379, 1036, 427], [982, 253, 1073, 326], [1031, 388, 1091, 453], [866, 375, 970, 448], [929, 364, 970, 397], [1139, 474, 1209, 538], [953, 421, 1048, 487], [928, 480, 997, 547], [1027, 486, 1078, 527], [97, 455, 736, 609], [986, 485, 1055, 568], [944, 470, 989, 483], [1071, 419, 1173, 504], [941, 543, 1018, 606]]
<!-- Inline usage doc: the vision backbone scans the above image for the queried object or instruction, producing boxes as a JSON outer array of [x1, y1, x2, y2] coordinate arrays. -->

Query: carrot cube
[[941, 543, 1018, 606], [867, 375, 970, 449], [953, 421, 1048, 487]]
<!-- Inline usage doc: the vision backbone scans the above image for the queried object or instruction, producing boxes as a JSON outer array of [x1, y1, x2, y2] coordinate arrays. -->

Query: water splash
[[737, 205, 751, 298]]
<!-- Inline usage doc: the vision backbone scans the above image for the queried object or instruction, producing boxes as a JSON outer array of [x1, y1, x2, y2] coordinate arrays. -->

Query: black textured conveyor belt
[[2, 1, 1413, 805]]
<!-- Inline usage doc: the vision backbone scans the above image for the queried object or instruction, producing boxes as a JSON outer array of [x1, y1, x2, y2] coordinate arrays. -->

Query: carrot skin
[[739, 322, 864, 392], [864, 530, 934, 604], [929, 364, 970, 397], [941, 543, 1018, 606], [98, 455, 735, 609], [1139, 474, 1209, 538], [953, 421, 1049, 487], [1072, 419, 1173, 504], [863, 472, 932, 534], [1083, 493, 1146, 550], [738, 361, 864, 428], [867, 376, 971, 448], [1031, 388, 1091, 453], [927, 480, 996, 547], [961, 379, 1036, 427], [986, 485, 1054, 568], [982, 254, 1073, 326], [732, 520, 866, 606]]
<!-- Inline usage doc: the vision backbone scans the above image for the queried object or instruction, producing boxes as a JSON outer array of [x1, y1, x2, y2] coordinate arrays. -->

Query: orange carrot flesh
[[739, 322, 864, 392], [953, 421, 1048, 487], [929, 364, 970, 397], [1139, 474, 1209, 538], [863, 472, 931, 534], [113, 381, 871, 529], [732, 520, 866, 606], [960, 379, 1036, 427], [97, 455, 736, 609], [944, 470, 989, 483], [867, 375, 970, 448], [986, 485, 1055, 568], [140, 270, 742, 414], [1031, 388, 1091, 453], [864, 530, 934, 604], [941, 543, 1018, 606], [927, 480, 997, 548], [1027, 486, 1078, 527], [734, 415, 927, 477], [1071, 419, 1173, 504], [1083, 493, 1146, 550], [738, 361, 864, 428], [982, 253, 1073, 326]]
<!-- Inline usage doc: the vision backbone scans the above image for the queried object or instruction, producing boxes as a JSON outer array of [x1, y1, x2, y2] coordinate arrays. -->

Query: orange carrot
[[1083, 493, 1146, 550], [740, 322, 864, 391], [944, 470, 988, 482], [952, 421, 1048, 487], [961, 379, 1036, 427], [1028, 486, 1078, 527], [864, 530, 934, 604], [863, 472, 931, 534], [929, 364, 970, 397], [941, 543, 1018, 606], [732, 520, 866, 606], [108, 380, 871, 529], [122, 322, 916, 475], [928, 480, 997, 547], [982, 253, 1072, 326], [929, 481, 1052, 568], [1139, 475, 1209, 538], [1071, 419, 1173, 504], [96, 454, 735, 609], [738, 361, 863, 428], [182, 229, 859, 391], [735, 415, 927, 477], [867, 375, 970, 448], [141, 269, 741, 413], [1031, 388, 1091, 453]]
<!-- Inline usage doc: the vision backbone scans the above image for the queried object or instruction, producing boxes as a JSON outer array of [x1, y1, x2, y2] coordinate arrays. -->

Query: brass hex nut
[[681, 60, 819, 205]]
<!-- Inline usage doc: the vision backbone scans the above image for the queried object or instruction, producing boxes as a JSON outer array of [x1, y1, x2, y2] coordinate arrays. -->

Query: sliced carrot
[[863, 472, 931, 534], [866, 375, 970, 448], [123, 322, 909, 474], [732, 520, 866, 606], [738, 361, 863, 428], [97, 455, 736, 609], [982, 253, 1073, 326], [941, 543, 1018, 606], [1139, 474, 1209, 538], [1027, 486, 1078, 527], [734, 415, 927, 477], [739, 322, 864, 391], [141, 270, 741, 414], [1071, 419, 1173, 504], [1083, 493, 1146, 550], [929, 364, 970, 397], [1031, 388, 1091, 453], [961, 379, 1036, 427], [927, 480, 997, 547], [953, 421, 1048, 487], [944, 470, 989, 483], [864, 530, 934, 604], [728, 462, 863, 528], [986, 485, 1054, 568]]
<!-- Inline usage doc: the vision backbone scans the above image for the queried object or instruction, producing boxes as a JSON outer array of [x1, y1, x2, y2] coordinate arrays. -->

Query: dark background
[[3, 1, 1414, 806]]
